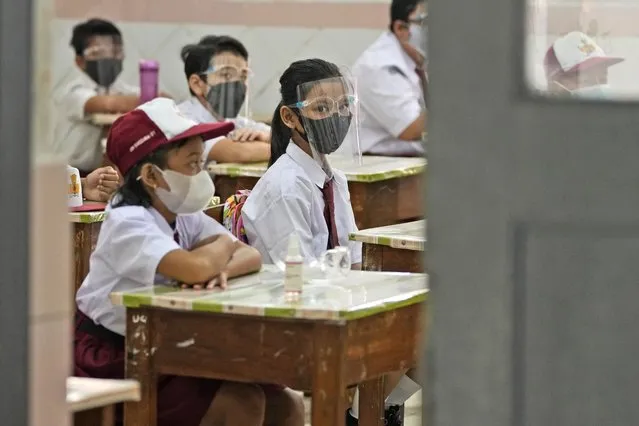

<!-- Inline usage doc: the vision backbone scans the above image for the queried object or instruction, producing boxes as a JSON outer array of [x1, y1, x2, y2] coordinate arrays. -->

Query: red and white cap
[[106, 98, 235, 175], [544, 31, 623, 79]]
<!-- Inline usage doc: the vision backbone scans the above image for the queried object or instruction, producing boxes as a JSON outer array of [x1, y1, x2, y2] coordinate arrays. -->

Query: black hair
[[70, 18, 122, 56], [112, 139, 191, 208], [389, 0, 422, 32], [180, 43, 218, 96], [198, 35, 248, 60], [268, 58, 342, 167]]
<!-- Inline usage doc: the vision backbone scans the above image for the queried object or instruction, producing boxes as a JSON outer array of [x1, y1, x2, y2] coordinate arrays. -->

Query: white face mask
[[153, 166, 215, 214], [571, 84, 611, 99], [409, 23, 427, 60]]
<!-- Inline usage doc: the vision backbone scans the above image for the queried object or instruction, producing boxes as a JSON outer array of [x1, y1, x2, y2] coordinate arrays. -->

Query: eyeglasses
[[202, 65, 253, 83], [292, 95, 358, 119], [407, 13, 427, 26], [83, 45, 125, 61]]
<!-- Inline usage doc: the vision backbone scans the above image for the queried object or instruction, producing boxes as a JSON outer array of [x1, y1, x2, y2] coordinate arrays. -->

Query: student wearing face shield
[[352, 0, 427, 157], [53, 19, 140, 175], [178, 38, 271, 164], [544, 31, 623, 98]]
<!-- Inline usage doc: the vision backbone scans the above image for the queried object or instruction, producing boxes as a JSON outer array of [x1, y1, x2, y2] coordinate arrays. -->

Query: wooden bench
[[68, 377, 140, 426]]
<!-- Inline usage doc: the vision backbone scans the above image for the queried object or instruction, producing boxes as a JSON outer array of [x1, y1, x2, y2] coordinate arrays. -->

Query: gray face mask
[[409, 23, 427, 61]]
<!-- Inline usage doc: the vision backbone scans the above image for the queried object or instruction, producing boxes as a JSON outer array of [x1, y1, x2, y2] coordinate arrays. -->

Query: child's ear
[[139, 163, 159, 189], [280, 106, 299, 130]]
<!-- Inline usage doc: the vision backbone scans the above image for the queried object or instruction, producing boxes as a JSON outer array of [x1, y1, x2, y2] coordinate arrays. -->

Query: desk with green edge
[[350, 220, 426, 273], [111, 266, 428, 426], [209, 155, 427, 229]]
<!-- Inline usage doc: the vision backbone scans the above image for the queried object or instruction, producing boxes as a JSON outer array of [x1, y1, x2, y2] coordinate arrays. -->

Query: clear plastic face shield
[[202, 52, 253, 120], [292, 73, 362, 172], [82, 35, 124, 89]]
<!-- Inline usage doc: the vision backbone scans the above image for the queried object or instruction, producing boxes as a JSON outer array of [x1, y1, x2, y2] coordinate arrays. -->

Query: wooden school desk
[[350, 220, 426, 273], [68, 377, 140, 426], [69, 207, 107, 297], [110, 265, 428, 426], [69, 197, 222, 297], [208, 155, 427, 229]]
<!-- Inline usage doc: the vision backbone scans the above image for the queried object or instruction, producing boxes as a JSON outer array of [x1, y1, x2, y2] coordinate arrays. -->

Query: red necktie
[[415, 67, 428, 108], [173, 227, 180, 246], [321, 180, 340, 249]]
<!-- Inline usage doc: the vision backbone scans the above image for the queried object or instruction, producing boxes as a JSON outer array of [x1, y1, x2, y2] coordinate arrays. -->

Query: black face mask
[[85, 58, 123, 88], [206, 81, 246, 119], [301, 113, 352, 155]]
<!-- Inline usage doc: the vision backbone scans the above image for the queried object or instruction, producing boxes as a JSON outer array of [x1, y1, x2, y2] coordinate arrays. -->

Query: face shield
[[292, 72, 362, 172], [202, 54, 253, 120], [83, 36, 124, 89]]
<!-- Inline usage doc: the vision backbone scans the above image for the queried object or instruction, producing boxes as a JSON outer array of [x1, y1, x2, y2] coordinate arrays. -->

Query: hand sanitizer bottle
[[284, 233, 304, 302]]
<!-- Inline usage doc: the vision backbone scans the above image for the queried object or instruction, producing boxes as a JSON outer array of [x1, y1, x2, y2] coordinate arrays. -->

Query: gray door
[[0, 0, 33, 423], [425, 0, 639, 424]]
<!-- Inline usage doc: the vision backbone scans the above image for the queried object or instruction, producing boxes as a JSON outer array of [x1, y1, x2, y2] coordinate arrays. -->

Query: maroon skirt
[[74, 310, 222, 426]]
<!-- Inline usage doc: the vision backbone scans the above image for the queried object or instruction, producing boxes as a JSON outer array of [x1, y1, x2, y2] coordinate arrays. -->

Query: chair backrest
[[222, 190, 251, 243]]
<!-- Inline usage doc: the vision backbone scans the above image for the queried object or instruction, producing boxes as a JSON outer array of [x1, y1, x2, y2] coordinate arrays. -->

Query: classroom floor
[[302, 391, 422, 425]]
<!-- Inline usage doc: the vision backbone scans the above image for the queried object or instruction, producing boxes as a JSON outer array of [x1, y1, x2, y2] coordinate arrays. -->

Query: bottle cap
[[139, 59, 159, 70], [287, 233, 301, 258]]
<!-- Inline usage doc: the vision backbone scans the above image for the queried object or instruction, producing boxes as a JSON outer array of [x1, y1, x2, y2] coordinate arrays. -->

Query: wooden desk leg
[[73, 405, 115, 426], [125, 308, 157, 426], [358, 376, 385, 426], [311, 325, 346, 426]]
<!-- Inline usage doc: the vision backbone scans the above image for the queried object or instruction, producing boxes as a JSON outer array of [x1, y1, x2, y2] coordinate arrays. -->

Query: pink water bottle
[[139, 60, 159, 103]]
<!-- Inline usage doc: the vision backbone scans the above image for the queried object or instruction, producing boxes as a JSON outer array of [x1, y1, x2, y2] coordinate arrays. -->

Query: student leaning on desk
[[352, 0, 427, 157], [52, 18, 171, 175], [178, 35, 271, 165], [73, 98, 305, 426]]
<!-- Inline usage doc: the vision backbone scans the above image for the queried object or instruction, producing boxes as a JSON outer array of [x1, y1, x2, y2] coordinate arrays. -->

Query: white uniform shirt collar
[[185, 96, 219, 124], [285, 143, 328, 188]]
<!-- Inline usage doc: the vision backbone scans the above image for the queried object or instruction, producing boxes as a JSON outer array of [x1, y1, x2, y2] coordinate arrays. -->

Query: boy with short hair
[[53, 18, 140, 175], [178, 36, 271, 164]]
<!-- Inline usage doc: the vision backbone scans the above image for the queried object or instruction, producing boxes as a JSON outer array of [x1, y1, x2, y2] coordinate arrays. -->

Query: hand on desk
[[230, 128, 270, 143], [180, 271, 228, 290], [83, 166, 120, 202]]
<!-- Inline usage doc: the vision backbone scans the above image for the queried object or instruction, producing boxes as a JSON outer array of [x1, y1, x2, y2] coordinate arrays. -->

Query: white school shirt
[[76, 203, 234, 336], [178, 97, 270, 162], [241, 143, 362, 265], [52, 68, 140, 171], [353, 31, 425, 156]]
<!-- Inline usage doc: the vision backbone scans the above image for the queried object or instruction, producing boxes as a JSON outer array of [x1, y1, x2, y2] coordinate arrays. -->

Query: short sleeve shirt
[[52, 69, 139, 171], [178, 97, 270, 162], [241, 143, 362, 265], [76, 203, 233, 335], [353, 31, 425, 156]]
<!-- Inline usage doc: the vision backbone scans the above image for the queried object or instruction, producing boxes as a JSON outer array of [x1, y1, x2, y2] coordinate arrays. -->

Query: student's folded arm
[[84, 95, 140, 115], [359, 67, 425, 142], [225, 241, 262, 279], [208, 138, 271, 163], [101, 213, 230, 285], [397, 112, 427, 141], [158, 235, 235, 284]]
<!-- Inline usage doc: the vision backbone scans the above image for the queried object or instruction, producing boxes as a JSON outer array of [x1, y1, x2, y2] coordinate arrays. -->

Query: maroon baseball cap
[[106, 98, 235, 175]]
